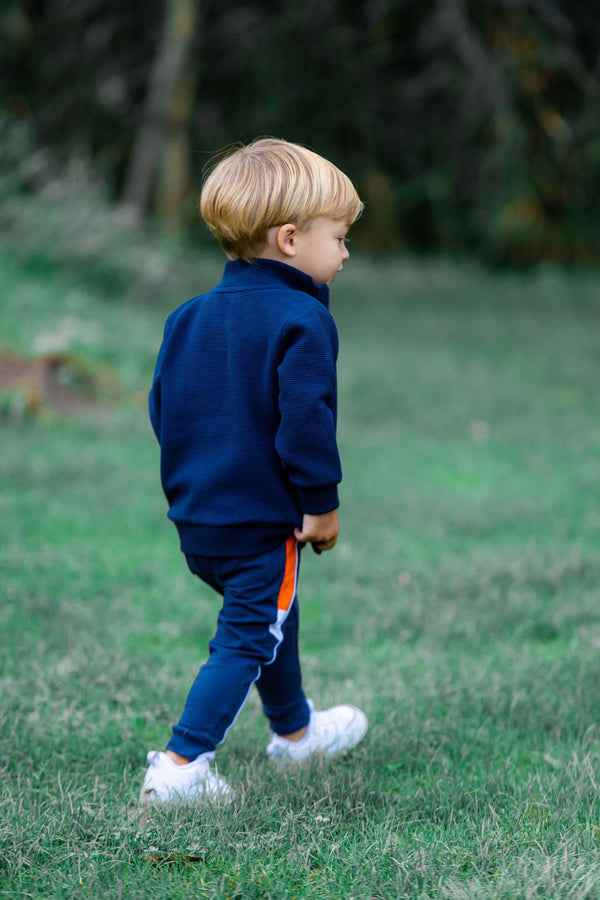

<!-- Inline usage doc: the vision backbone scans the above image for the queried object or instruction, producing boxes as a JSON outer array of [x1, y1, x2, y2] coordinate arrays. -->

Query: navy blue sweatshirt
[[149, 258, 342, 557]]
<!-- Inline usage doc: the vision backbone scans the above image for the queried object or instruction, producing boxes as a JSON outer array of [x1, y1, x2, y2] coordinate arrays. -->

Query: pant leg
[[255, 597, 310, 735], [167, 537, 306, 760]]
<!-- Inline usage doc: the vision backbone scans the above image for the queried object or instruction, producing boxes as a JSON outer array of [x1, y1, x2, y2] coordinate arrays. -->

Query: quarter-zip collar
[[217, 258, 331, 310]]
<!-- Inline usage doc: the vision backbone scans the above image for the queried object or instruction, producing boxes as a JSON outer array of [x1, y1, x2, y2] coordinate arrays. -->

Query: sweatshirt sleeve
[[275, 305, 342, 514], [148, 370, 161, 442], [148, 317, 173, 443]]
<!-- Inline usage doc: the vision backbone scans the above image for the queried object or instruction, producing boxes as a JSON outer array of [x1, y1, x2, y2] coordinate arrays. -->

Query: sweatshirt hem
[[176, 521, 297, 558]]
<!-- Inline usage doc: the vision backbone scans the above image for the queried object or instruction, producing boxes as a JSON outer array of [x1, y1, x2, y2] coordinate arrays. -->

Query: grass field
[[2, 230, 600, 898]]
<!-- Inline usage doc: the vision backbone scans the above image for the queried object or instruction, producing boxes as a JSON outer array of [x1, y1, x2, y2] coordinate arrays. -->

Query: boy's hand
[[294, 510, 339, 552]]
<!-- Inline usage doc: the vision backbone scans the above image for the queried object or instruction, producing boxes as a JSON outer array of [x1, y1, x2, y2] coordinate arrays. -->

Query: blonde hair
[[200, 138, 363, 261]]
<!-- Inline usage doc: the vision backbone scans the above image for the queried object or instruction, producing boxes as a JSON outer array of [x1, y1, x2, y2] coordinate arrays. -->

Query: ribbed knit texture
[[149, 258, 342, 557]]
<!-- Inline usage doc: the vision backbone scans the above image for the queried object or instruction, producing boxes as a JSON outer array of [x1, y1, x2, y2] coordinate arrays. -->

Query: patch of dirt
[[0, 347, 115, 416]]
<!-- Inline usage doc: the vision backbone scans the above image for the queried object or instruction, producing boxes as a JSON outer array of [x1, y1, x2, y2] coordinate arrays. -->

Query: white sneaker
[[266, 700, 368, 763], [139, 751, 233, 805]]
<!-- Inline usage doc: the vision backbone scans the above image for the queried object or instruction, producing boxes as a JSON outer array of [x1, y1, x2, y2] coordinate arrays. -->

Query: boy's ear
[[276, 224, 297, 257]]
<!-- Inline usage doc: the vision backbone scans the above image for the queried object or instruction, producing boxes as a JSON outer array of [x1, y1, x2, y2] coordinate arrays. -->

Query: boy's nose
[[342, 245, 350, 260]]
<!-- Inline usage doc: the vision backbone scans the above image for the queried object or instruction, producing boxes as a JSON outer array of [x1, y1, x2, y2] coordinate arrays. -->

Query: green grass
[[2, 230, 600, 898]]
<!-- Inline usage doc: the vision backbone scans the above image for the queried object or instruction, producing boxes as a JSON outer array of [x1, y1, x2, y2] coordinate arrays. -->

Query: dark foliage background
[[2, 0, 599, 264]]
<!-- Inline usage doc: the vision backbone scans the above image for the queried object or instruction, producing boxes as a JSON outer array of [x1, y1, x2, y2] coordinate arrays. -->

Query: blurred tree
[[121, 0, 200, 228]]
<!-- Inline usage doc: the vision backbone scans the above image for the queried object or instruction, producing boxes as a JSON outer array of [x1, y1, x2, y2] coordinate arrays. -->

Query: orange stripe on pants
[[277, 536, 297, 612]]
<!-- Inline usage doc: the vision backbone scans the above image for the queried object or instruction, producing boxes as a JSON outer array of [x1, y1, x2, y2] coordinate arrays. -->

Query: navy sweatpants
[[167, 536, 311, 760]]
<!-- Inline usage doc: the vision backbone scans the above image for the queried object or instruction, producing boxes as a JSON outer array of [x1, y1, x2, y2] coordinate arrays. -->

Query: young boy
[[141, 138, 367, 803]]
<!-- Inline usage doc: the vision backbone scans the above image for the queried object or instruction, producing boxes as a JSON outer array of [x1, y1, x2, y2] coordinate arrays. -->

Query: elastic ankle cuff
[[268, 695, 311, 736], [167, 729, 216, 760]]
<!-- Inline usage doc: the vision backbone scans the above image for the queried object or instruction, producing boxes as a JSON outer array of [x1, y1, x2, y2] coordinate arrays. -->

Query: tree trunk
[[120, 0, 199, 227]]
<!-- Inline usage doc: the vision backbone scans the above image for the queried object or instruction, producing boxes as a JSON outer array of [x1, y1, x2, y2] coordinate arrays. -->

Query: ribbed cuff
[[296, 484, 339, 515]]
